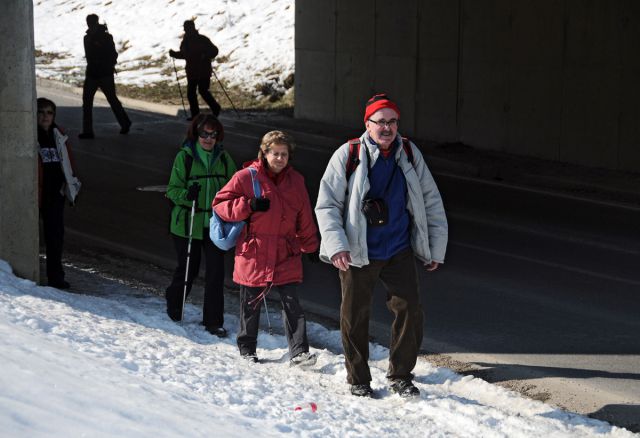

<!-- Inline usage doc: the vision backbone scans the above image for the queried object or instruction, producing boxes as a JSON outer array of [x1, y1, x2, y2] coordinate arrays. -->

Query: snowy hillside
[[34, 0, 294, 96], [0, 260, 635, 437]]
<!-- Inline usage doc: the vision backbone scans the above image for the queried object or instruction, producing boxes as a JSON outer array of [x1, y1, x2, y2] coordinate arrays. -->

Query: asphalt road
[[39, 84, 640, 431]]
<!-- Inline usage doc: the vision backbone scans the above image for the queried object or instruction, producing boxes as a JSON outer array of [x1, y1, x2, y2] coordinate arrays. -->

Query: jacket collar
[[184, 140, 222, 164]]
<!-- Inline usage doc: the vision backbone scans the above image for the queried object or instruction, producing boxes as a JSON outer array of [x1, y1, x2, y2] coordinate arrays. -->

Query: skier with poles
[[165, 115, 237, 337], [212, 131, 320, 365], [169, 20, 222, 120]]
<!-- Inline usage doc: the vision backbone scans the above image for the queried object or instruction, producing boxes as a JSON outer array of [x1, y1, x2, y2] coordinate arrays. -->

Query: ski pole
[[172, 58, 188, 119], [263, 295, 273, 335], [181, 199, 197, 324], [212, 69, 240, 117]]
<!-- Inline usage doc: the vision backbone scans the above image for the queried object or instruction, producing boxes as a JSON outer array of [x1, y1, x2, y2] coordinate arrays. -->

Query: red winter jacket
[[212, 159, 319, 287]]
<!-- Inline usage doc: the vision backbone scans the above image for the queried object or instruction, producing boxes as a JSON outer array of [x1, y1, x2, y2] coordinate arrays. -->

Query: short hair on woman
[[186, 114, 224, 143], [258, 130, 295, 160], [37, 97, 56, 113]]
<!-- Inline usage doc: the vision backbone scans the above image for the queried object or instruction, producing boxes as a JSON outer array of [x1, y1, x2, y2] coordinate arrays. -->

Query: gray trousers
[[238, 283, 309, 358], [339, 248, 424, 385]]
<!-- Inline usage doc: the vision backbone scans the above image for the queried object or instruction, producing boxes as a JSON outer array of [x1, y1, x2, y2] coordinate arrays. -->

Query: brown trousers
[[339, 248, 424, 385]]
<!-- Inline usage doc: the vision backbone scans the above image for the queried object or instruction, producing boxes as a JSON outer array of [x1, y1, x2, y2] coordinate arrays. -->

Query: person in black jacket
[[169, 20, 221, 120], [79, 14, 131, 139], [37, 98, 82, 289]]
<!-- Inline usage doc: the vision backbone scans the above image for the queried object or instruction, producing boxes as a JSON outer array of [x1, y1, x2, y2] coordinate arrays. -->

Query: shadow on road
[[470, 361, 640, 383], [589, 404, 640, 433]]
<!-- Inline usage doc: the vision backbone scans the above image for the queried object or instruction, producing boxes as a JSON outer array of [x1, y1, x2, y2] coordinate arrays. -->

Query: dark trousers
[[187, 78, 221, 118], [237, 283, 309, 358], [41, 193, 66, 284], [82, 75, 131, 133], [165, 234, 225, 327], [338, 248, 424, 385]]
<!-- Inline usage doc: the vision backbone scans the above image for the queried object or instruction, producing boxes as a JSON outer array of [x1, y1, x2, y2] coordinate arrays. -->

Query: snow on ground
[[34, 0, 294, 94], [0, 260, 635, 437]]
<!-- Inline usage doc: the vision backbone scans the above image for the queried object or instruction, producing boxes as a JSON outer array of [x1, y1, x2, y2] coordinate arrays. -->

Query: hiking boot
[[350, 383, 374, 397], [389, 379, 420, 398], [78, 132, 94, 139], [166, 307, 181, 322], [289, 351, 317, 368], [241, 352, 259, 363], [205, 326, 228, 338]]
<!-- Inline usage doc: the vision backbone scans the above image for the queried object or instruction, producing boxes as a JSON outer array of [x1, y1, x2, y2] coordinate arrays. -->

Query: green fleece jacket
[[167, 140, 237, 239]]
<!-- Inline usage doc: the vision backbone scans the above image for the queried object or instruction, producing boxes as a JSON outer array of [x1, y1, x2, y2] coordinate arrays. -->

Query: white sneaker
[[241, 353, 259, 363], [290, 351, 317, 368]]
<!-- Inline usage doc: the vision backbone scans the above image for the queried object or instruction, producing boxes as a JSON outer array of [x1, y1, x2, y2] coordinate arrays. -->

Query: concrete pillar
[[372, 0, 418, 134], [0, 1, 39, 281], [415, 0, 460, 142], [294, 0, 338, 122], [334, 0, 376, 127]]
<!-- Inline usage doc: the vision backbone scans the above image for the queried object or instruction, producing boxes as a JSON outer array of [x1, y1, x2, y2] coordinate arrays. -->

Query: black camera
[[361, 198, 388, 227]]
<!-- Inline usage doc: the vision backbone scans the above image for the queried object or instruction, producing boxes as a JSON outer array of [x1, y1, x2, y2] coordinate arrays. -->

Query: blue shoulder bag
[[209, 167, 260, 251]]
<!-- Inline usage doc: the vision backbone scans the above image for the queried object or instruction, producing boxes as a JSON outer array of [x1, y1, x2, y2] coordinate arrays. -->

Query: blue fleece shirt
[[365, 138, 411, 260]]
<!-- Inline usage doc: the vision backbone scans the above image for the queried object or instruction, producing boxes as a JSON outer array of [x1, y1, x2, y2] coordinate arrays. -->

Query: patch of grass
[[215, 54, 231, 64], [119, 55, 166, 72], [116, 79, 293, 111], [116, 81, 184, 105], [118, 40, 131, 53], [35, 49, 71, 64]]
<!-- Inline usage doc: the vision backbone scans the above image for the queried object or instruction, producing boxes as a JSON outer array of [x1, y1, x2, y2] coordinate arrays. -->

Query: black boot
[[389, 379, 420, 398], [350, 383, 373, 397]]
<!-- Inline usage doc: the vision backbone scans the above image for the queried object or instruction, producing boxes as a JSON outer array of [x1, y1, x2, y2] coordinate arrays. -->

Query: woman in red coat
[[212, 131, 319, 366]]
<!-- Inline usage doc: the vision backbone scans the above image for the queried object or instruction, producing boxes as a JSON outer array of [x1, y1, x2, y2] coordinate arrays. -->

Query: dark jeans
[[82, 74, 131, 133], [187, 77, 221, 118], [165, 234, 225, 327], [237, 283, 309, 358], [338, 248, 424, 385], [41, 192, 66, 284]]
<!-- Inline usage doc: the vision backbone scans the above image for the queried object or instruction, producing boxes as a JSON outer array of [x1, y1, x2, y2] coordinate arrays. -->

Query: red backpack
[[345, 137, 414, 182]]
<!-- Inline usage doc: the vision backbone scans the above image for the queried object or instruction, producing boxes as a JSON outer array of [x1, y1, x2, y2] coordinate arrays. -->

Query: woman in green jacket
[[165, 114, 237, 337]]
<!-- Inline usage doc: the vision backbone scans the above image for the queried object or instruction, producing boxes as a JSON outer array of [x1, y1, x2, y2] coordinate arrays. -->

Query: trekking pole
[[180, 199, 197, 325], [263, 296, 273, 335], [212, 69, 240, 117], [172, 58, 188, 119]]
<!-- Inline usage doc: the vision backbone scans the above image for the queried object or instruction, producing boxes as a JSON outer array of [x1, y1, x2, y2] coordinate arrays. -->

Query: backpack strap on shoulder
[[248, 167, 261, 197], [221, 152, 229, 177], [345, 138, 361, 182], [401, 137, 414, 165], [184, 152, 194, 180]]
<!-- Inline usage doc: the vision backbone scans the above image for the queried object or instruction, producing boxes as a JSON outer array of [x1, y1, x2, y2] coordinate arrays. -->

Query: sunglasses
[[198, 130, 218, 139], [38, 110, 55, 115]]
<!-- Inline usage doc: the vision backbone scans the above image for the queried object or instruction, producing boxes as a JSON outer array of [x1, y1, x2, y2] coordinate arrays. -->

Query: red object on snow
[[294, 402, 317, 413]]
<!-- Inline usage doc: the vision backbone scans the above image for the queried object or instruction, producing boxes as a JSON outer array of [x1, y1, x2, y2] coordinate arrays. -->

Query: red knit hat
[[364, 94, 400, 123]]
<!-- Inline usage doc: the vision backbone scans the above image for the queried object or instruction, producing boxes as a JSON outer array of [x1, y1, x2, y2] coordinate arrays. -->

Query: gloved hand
[[306, 251, 320, 263], [169, 49, 178, 58], [186, 183, 201, 201], [250, 197, 270, 212]]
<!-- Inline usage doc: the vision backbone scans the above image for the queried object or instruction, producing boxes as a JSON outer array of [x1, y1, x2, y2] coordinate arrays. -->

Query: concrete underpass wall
[[295, 0, 640, 172], [0, 1, 39, 280]]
